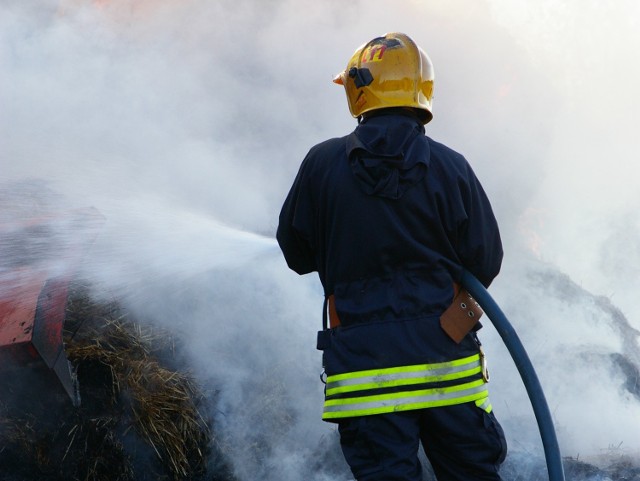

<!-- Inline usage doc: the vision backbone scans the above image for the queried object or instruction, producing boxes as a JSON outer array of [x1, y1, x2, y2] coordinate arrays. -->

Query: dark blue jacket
[[277, 110, 502, 316], [277, 112, 502, 332]]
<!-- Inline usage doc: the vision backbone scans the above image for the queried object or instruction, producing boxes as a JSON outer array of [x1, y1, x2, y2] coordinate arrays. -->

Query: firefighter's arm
[[441, 167, 502, 342], [455, 167, 503, 288], [276, 162, 317, 275]]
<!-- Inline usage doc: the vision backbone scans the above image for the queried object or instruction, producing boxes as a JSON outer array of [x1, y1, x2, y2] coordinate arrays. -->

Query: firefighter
[[277, 32, 507, 481]]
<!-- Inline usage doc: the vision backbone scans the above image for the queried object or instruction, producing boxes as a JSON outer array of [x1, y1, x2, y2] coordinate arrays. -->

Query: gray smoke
[[2, 0, 640, 479]]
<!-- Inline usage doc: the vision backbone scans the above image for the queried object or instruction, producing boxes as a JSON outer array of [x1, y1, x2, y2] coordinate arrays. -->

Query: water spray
[[462, 270, 566, 481]]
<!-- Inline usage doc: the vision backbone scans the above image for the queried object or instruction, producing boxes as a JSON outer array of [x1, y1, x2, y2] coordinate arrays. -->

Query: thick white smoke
[[2, 0, 640, 479]]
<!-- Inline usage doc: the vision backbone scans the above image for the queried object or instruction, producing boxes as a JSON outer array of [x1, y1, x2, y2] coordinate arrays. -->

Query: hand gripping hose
[[461, 270, 566, 481]]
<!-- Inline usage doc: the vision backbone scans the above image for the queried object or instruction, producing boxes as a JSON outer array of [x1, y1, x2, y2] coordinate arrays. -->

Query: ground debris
[[498, 450, 640, 481]]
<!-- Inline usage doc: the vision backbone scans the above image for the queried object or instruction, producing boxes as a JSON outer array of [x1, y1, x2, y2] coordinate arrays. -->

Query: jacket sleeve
[[454, 164, 503, 287], [276, 156, 318, 275]]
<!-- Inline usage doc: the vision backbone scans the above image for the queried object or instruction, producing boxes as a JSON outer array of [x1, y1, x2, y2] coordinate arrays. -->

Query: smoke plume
[[2, 0, 640, 479]]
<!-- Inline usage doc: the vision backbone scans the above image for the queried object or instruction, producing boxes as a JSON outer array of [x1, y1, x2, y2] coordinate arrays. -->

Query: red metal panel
[[0, 208, 104, 406], [0, 269, 47, 349]]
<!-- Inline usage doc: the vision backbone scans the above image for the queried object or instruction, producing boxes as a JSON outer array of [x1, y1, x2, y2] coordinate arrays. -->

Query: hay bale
[[0, 283, 235, 481]]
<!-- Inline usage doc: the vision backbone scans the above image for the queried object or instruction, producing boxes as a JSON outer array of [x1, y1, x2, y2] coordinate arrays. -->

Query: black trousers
[[337, 403, 507, 481]]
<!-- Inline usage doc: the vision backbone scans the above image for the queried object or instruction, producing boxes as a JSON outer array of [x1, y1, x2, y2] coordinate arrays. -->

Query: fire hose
[[461, 270, 566, 481]]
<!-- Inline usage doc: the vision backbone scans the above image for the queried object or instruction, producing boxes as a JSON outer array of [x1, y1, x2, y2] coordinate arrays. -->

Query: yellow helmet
[[333, 32, 434, 124]]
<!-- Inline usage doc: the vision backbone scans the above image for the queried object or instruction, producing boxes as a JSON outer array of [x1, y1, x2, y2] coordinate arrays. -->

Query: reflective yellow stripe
[[325, 354, 482, 396], [326, 366, 481, 396], [326, 353, 481, 383], [322, 379, 489, 420], [475, 397, 492, 413]]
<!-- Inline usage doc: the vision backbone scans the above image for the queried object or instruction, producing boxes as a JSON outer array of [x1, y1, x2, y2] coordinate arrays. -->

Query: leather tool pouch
[[440, 288, 483, 344]]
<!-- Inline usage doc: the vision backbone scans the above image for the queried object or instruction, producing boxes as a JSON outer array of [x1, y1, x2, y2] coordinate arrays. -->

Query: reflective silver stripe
[[475, 397, 492, 413], [325, 357, 482, 396], [323, 379, 489, 419]]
